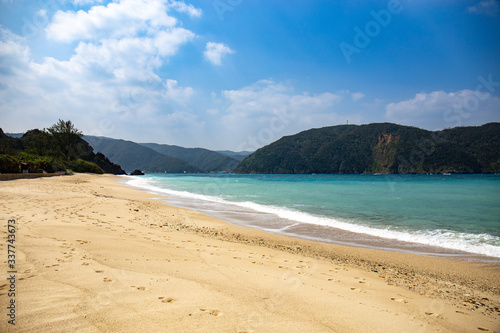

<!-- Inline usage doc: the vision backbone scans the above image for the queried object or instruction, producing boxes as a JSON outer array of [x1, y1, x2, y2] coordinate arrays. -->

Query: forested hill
[[234, 123, 500, 174], [84, 136, 243, 173], [139, 143, 239, 172], [83, 136, 198, 173]]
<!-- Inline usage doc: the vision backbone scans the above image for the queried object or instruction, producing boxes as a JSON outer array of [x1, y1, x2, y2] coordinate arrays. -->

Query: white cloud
[[385, 90, 500, 129], [467, 0, 499, 17], [351, 92, 365, 101], [41, 1, 196, 81], [164, 79, 193, 102], [154, 28, 195, 56], [222, 80, 344, 118], [223, 80, 289, 115], [222, 80, 343, 118], [72, 0, 104, 6], [0, 28, 31, 74], [289, 92, 342, 113], [214, 80, 349, 150], [42, 0, 196, 83], [46, 0, 178, 42], [206, 108, 219, 115], [169, 0, 202, 18], [0, 0, 209, 148], [204, 42, 234, 65], [0, 24, 196, 138]]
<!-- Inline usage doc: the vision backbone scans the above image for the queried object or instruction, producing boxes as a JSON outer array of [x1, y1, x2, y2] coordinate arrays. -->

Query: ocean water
[[124, 174, 500, 262]]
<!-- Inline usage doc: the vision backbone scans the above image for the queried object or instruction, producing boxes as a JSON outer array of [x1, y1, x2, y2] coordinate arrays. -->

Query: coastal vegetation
[[0, 120, 125, 174], [234, 123, 500, 174]]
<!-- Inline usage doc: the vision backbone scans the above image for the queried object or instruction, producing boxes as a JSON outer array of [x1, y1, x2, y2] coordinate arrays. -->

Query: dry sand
[[0, 173, 499, 332]]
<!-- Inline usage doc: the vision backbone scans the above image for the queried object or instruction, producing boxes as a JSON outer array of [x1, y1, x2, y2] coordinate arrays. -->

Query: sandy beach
[[1, 173, 499, 332]]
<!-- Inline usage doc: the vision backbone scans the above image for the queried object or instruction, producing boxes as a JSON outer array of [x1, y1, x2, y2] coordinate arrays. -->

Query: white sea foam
[[124, 176, 500, 259]]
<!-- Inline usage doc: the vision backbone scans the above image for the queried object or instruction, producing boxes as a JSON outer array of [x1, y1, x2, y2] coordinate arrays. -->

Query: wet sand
[[1, 173, 499, 332], [148, 190, 500, 264]]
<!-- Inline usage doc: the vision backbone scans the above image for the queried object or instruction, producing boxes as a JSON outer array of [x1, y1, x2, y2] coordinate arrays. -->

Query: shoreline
[[122, 175, 500, 265], [1, 173, 499, 332]]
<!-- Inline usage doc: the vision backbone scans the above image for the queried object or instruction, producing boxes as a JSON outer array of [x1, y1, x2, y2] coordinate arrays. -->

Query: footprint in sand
[[159, 297, 175, 303], [391, 297, 408, 303], [455, 310, 470, 316], [200, 308, 222, 316], [95, 270, 104, 273], [103, 278, 112, 282], [351, 287, 367, 293]]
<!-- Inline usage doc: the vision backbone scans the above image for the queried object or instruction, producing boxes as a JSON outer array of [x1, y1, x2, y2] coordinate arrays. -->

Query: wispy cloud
[[169, 0, 202, 18], [214, 80, 354, 149], [467, 0, 499, 17], [204, 42, 234, 65], [222, 80, 344, 121], [72, 0, 104, 6], [351, 92, 365, 101], [385, 90, 500, 129]]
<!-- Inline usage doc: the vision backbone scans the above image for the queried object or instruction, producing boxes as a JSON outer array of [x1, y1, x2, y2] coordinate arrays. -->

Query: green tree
[[23, 129, 52, 156], [46, 119, 83, 161]]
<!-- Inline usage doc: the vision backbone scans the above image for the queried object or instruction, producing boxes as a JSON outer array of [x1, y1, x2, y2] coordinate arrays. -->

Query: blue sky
[[1, 0, 499, 151]]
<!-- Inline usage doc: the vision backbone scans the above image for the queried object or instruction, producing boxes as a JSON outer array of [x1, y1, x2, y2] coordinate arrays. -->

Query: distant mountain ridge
[[84, 136, 197, 173], [234, 123, 500, 174], [6, 133, 24, 138], [139, 143, 239, 172], [216, 150, 253, 162], [84, 136, 243, 173]]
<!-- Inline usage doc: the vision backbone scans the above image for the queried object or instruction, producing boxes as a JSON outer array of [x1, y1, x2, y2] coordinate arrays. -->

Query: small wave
[[125, 177, 500, 258]]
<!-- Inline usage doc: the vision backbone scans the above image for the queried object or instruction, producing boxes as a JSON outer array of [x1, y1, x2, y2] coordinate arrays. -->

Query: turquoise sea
[[124, 174, 500, 263]]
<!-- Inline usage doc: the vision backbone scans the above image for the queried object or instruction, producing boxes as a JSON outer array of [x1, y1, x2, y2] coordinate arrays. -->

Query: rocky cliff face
[[372, 134, 400, 173]]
